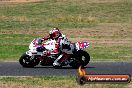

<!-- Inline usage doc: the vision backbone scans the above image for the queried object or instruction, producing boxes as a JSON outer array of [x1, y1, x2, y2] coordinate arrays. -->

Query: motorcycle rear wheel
[[19, 53, 39, 68]]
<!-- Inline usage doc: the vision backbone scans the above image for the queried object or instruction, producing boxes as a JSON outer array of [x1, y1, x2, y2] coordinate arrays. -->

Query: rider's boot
[[53, 54, 63, 66], [53, 53, 70, 67]]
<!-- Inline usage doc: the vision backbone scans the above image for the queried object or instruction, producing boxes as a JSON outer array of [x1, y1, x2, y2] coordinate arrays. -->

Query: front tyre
[[19, 53, 39, 68], [70, 50, 90, 68]]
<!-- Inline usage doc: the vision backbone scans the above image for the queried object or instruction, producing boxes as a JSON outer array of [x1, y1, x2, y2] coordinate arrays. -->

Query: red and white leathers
[[42, 27, 61, 53], [42, 31, 73, 66], [53, 34, 74, 66], [42, 35, 59, 54]]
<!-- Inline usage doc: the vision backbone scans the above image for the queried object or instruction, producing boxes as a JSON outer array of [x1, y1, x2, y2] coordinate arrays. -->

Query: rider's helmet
[[49, 27, 61, 39]]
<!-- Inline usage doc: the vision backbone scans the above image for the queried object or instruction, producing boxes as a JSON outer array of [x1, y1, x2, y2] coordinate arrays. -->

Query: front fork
[[25, 51, 39, 61], [26, 50, 32, 56], [30, 55, 35, 60]]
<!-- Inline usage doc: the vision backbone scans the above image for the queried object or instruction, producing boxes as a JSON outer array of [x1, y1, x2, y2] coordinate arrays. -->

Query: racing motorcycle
[[19, 38, 90, 68]]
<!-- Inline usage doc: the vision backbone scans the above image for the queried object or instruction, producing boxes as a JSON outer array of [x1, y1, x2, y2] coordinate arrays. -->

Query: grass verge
[[0, 0, 132, 29], [0, 30, 132, 61], [0, 76, 131, 88]]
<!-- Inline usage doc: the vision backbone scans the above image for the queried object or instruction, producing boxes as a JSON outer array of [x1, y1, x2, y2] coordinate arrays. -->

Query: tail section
[[76, 42, 90, 50]]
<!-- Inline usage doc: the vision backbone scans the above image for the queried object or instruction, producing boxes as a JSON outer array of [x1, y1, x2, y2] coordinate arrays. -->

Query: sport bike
[[19, 38, 90, 68]]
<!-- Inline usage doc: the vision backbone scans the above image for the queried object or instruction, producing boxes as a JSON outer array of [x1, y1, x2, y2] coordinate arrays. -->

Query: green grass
[[0, 44, 27, 60], [0, 0, 132, 29], [0, 76, 130, 88], [0, 34, 39, 60], [87, 45, 132, 61], [0, 34, 38, 45], [0, 33, 131, 61]]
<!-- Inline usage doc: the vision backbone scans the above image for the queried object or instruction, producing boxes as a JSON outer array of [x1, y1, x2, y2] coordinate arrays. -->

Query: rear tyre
[[70, 50, 90, 68], [19, 53, 39, 68]]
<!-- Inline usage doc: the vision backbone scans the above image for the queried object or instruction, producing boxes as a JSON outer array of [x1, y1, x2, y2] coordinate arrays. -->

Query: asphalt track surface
[[0, 62, 132, 76]]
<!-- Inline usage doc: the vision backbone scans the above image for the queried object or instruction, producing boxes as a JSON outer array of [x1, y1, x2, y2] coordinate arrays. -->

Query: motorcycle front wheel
[[19, 53, 39, 68], [70, 50, 90, 68]]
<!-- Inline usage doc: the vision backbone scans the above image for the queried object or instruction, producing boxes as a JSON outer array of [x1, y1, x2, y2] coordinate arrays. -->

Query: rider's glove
[[38, 39, 44, 44]]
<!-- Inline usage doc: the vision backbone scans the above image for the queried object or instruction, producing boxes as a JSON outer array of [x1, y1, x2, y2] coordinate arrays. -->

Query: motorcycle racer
[[19, 28, 90, 68], [42, 27, 72, 67]]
